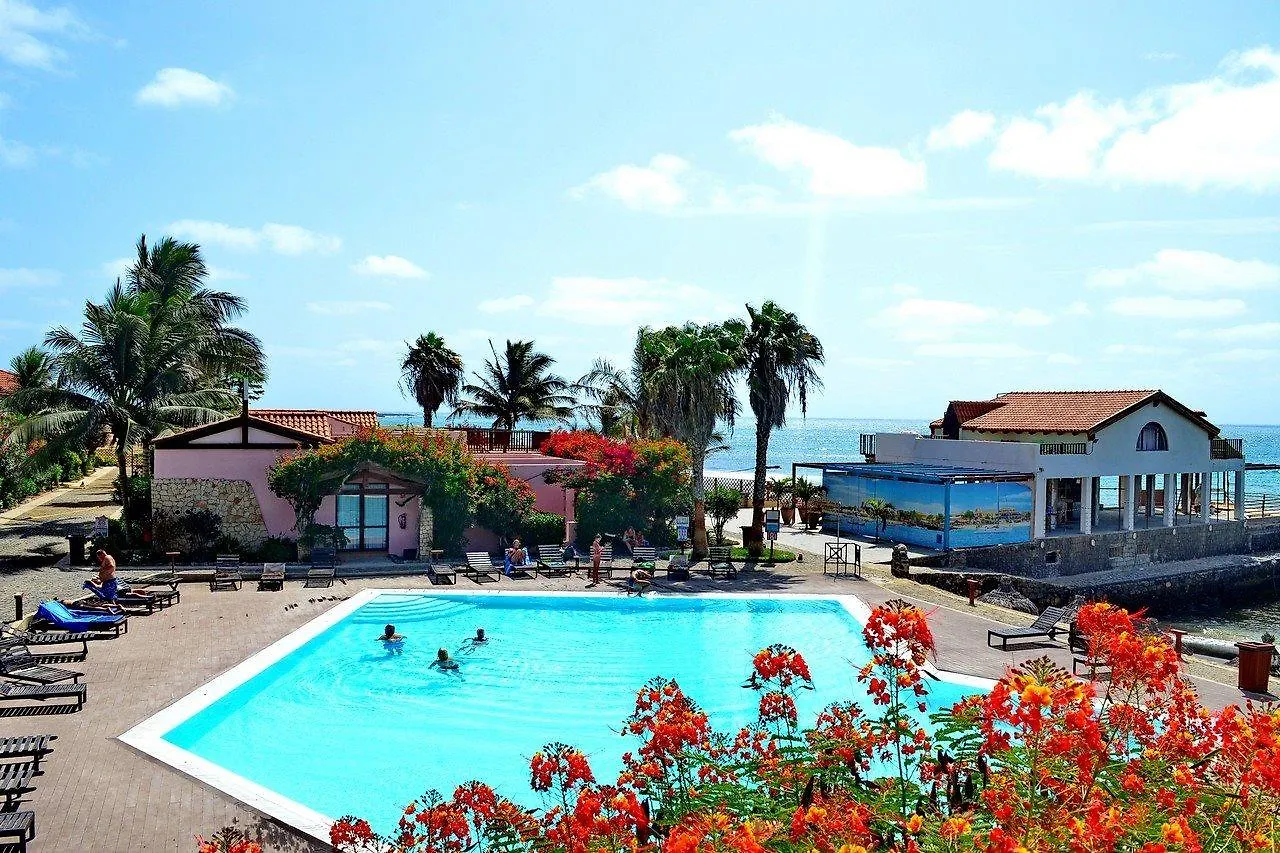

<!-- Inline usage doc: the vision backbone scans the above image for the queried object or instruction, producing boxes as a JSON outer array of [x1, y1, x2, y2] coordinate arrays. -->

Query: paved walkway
[[0, 467, 121, 608], [3, 559, 1259, 852]]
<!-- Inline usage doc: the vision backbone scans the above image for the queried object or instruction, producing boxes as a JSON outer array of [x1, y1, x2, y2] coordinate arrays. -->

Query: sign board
[[92, 515, 110, 539], [764, 509, 781, 540], [674, 515, 690, 541]]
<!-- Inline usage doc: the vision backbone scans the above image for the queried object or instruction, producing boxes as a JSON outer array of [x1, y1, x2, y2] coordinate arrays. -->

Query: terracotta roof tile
[[948, 400, 1005, 424], [960, 390, 1159, 434], [0, 369, 15, 396], [250, 409, 380, 440]]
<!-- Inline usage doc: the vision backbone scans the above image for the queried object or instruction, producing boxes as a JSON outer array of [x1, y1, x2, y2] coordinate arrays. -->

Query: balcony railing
[[1211, 438, 1244, 460], [1039, 442, 1089, 455], [859, 433, 876, 457], [385, 426, 554, 454]]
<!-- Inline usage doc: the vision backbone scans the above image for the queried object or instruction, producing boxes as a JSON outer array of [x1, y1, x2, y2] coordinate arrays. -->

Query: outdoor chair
[[428, 563, 457, 585], [706, 545, 737, 579], [304, 567, 335, 588], [120, 570, 181, 603], [309, 547, 338, 568], [33, 602, 126, 636], [0, 637, 80, 667], [210, 569, 242, 592], [0, 810, 35, 853], [535, 544, 577, 577], [0, 679, 86, 712], [0, 734, 56, 773], [464, 553, 502, 584], [0, 763, 34, 810], [215, 554, 241, 567], [986, 605, 1070, 650], [503, 553, 535, 579], [80, 584, 172, 613], [1, 625, 88, 660], [258, 563, 286, 591], [630, 546, 658, 571], [0, 646, 82, 685]]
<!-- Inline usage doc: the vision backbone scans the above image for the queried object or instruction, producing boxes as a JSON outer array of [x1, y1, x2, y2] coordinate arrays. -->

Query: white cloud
[[980, 47, 1280, 190], [877, 298, 996, 342], [1107, 295, 1245, 319], [1203, 348, 1280, 362], [1102, 343, 1180, 357], [0, 134, 32, 167], [914, 342, 1038, 359], [0, 0, 86, 70], [166, 220, 341, 255], [1178, 322, 1280, 342], [1064, 300, 1093, 316], [207, 265, 247, 282], [350, 254, 428, 279], [1143, 51, 1180, 62], [729, 114, 926, 197], [305, 301, 391, 316], [0, 266, 57, 288], [571, 154, 690, 212], [1009, 308, 1053, 326], [135, 68, 234, 108], [535, 277, 731, 327], [841, 355, 914, 368], [1088, 249, 1280, 293], [100, 257, 130, 279], [990, 93, 1137, 180], [478, 294, 534, 314], [1047, 352, 1083, 365], [927, 110, 996, 150]]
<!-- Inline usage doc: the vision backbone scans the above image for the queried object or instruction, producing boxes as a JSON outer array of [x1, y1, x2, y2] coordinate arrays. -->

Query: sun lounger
[[33, 602, 126, 637], [304, 567, 335, 588], [0, 680, 86, 712], [428, 564, 457, 585], [630, 546, 657, 571], [122, 570, 180, 593], [309, 547, 338, 568], [986, 605, 1070, 650], [0, 809, 35, 852], [706, 545, 737, 579], [209, 569, 242, 591], [0, 646, 82, 685], [0, 637, 81, 667], [0, 763, 34, 809], [0, 734, 55, 773], [258, 563, 286, 591], [1, 625, 88, 660], [464, 553, 501, 584], [534, 544, 577, 577], [80, 585, 172, 613], [503, 555, 534, 579]]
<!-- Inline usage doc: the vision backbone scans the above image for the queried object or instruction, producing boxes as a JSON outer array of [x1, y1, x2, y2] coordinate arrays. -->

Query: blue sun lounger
[[35, 601, 128, 636]]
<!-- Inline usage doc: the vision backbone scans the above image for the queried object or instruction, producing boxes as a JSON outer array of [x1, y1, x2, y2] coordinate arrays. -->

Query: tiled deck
[[4, 567, 1253, 852]]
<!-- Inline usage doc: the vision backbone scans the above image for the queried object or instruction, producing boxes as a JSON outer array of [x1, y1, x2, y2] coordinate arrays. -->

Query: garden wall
[[152, 477, 270, 550]]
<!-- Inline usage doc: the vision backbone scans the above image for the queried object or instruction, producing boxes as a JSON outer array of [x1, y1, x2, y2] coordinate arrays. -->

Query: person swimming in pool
[[459, 627, 489, 654], [429, 648, 460, 672], [377, 624, 405, 654]]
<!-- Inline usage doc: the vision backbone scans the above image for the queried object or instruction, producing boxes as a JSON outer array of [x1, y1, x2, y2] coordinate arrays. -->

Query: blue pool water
[[164, 593, 982, 832]]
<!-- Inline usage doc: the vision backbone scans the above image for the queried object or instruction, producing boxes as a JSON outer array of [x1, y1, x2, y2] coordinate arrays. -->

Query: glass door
[[336, 483, 390, 551]]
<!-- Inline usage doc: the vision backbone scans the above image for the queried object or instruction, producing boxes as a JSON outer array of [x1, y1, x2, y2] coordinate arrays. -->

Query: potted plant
[[791, 480, 827, 529], [769, 477, 796, 525]]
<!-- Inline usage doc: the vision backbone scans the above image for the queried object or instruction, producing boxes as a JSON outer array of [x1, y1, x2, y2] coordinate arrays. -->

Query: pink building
[[150, 407, 581, 559]]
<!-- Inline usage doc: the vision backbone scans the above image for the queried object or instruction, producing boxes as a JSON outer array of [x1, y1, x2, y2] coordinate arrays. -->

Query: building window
[[1136, 422, 1168, 451]]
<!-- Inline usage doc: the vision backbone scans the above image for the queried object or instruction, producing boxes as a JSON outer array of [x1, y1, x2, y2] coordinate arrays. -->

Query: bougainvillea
[[327, 599, 1280, 853]]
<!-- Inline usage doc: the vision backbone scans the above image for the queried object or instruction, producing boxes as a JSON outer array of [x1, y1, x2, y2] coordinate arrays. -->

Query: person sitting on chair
[[84, 549, 119, 600], [504, 539, 529, 575]]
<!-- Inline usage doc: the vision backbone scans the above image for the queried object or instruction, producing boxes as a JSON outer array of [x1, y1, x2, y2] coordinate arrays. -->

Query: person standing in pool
[[377, 624, 405, 654], [429, 648, 460, 672]]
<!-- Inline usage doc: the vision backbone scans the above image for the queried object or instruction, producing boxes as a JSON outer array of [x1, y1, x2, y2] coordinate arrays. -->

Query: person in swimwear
[[84, 549, 119, 599], [629, 568, 652, 595], [459, 628, 489, 653], [378, 624, 405, 654], [429, 648, 460, 671]]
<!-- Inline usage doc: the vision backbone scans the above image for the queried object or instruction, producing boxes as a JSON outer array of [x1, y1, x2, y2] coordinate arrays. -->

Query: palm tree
[[862, 497, 896, 536], [400, 333, 464, 427], [636, 321, 745, 558], [12, 235, 265, 524], [574, 357, 641, 437], [2, 346, 58, 417], [453, 340, 574, 430], [742, 301, 823, 554]]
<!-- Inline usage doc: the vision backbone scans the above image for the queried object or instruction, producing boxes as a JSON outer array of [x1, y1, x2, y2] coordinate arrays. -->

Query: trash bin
[[1235, 641, 1275, 694], [68, 534, 86, 566]]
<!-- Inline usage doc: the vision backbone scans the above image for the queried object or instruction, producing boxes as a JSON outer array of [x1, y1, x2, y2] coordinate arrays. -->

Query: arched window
[[1136, 421, 1168, 451]]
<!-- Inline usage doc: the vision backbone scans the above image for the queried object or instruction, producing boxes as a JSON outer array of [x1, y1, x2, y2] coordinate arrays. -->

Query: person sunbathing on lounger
[[378, 624, 405, 654], [429, 648, 460, 672]]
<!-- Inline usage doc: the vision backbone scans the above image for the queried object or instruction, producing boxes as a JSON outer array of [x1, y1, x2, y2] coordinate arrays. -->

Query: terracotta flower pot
[[781, 506, 795, 525]]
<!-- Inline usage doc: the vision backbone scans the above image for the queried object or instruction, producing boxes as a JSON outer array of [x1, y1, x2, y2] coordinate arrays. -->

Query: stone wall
[[1247, 521, 1280, 554], [418, 506, 434, 558], [918, 522, 1247, 579], [152, 477, 271, 552]]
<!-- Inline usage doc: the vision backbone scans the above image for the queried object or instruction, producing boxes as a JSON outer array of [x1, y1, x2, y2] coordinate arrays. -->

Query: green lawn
[[729, 545, 796, 563]]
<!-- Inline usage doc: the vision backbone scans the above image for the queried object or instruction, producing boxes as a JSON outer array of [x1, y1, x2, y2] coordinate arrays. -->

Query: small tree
[[705, 485, 743, 545], [861, 497, 896, 536]]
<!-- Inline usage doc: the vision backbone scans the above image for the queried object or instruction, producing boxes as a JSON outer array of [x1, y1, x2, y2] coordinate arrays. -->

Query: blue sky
[[1, 1, 1279, 422]]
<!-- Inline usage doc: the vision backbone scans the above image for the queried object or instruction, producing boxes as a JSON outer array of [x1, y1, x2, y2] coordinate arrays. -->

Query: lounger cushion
[[36, 601, 126, 632]]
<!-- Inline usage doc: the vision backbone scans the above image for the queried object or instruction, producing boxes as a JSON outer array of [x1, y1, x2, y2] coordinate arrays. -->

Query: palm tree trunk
[[114, 438, 131, 544], [423, 408, 432, 428], [690, 456, 709, 559], [748, 420, 770, 556]]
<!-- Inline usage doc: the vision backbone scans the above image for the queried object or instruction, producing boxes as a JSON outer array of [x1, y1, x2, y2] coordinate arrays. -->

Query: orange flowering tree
[[328, 599, 1280, 853]]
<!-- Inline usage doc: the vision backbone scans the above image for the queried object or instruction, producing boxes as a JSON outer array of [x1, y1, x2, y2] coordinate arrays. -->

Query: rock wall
[[152, 477, 271, 551], [418, 506, 434, 558]]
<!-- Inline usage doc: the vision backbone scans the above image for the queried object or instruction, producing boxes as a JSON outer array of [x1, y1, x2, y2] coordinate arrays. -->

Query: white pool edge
[[118, 588, 997, 844]]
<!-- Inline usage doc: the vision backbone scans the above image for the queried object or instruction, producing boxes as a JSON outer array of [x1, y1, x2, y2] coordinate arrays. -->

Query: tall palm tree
[[12, 235, 265, 522], [400, 332, 464, 427], [2, 346, 58, 417], [453, 340, 574, 430], [574, 357, 641, 437], [742, 301, 823, 553], [636, 321, 745, 557]]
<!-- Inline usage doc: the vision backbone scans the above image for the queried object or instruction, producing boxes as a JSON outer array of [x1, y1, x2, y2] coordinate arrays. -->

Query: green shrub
[[252, 536, 299, 563], [182, 508, 223, 559], [706, 485, 744, 545], [522, 512, 565, 547]]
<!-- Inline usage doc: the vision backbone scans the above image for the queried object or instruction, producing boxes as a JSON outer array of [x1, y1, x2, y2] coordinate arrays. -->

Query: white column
[[1079, 476, 1093, 534], [1200, 471, 1212, 522], [1047, 480, 1058, 530], [1033, 476, 1047, 540], [1163, 473, 1176, 527], [1234, 469, 1246, 521], [1122, 474, 1136, 531]]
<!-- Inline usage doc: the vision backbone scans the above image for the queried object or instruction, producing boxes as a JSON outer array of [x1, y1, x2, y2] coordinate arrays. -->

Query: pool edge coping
[[118, 588, 998, 845]]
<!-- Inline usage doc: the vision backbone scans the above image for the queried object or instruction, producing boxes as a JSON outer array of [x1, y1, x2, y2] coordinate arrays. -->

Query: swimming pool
[[121, 590, 990, 842]]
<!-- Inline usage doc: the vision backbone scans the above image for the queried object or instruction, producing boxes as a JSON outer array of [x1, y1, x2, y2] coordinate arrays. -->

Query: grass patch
[[729, 545, 796, 563]]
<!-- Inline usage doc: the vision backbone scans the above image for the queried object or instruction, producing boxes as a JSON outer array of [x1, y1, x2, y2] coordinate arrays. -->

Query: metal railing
[[1039, 442, 1089, 455], [459, 428, 553, 453], [1211, 438, 1244, 459], [859, 433, 876, 457]]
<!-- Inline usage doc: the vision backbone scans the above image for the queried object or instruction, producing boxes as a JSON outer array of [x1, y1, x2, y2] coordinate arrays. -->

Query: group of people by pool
[[500, 534, 652, 594], [377, 624, 488, 673]]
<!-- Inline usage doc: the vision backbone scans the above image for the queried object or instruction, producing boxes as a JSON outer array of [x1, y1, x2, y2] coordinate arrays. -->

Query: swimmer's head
[[384, 624, 395, 637], [437, 648, 449, 661], [476, 628, 486, 640]]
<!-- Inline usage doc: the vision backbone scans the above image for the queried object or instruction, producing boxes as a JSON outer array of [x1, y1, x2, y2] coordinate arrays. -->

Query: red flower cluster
[[751, 644, 813, 689], [540, 430, 637, 476], [530, 742, 596, 793]]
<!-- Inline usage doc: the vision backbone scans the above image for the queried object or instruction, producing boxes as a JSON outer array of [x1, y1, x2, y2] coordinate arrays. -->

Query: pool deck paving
[[2, 560, 1266, 852]]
